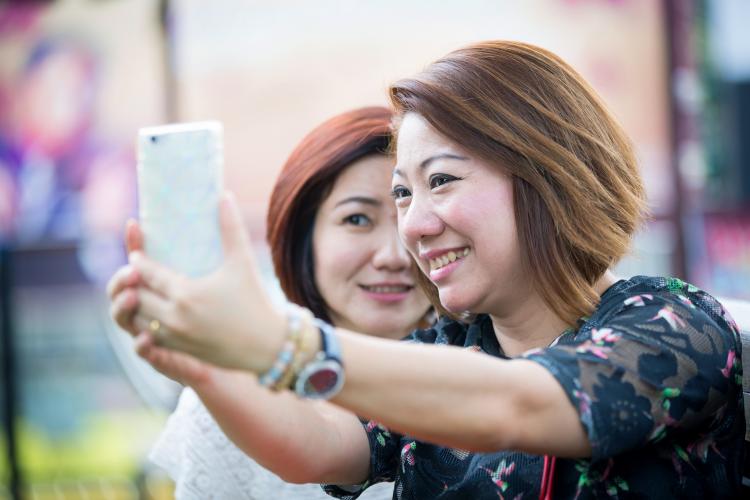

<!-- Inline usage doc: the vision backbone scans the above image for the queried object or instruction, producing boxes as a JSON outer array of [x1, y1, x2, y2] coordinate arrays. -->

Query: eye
[[390, 185, 411, 200], [343, 213, 371, 226], [429, 173, 460, 189]]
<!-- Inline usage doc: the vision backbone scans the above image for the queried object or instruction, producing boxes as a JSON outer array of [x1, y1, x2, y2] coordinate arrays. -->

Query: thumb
[[219, 191, 253, 260]]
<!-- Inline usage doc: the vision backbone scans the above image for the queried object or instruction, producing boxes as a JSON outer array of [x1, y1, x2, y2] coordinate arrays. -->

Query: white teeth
[[429, 248, 470, 272], [364, 285, 410, 294]]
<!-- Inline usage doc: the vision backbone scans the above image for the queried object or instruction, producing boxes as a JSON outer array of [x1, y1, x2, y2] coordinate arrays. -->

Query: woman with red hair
[[119, 107, 431, 499]]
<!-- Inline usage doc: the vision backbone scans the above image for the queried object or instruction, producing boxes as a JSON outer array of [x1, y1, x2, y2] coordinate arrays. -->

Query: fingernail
[[129, 251, 143, 264]]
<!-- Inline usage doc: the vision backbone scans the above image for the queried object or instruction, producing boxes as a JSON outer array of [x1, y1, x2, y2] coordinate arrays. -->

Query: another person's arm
[[108, 219, 371, 485]]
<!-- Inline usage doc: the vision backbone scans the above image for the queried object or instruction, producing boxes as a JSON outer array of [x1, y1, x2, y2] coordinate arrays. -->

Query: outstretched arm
[[127, 192, 591, 459], [333, 332, 589, 457]]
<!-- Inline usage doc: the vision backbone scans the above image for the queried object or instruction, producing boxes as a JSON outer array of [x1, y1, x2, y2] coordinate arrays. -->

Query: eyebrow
[[393, 153, 468, 177], [334, 195, 381, 208]]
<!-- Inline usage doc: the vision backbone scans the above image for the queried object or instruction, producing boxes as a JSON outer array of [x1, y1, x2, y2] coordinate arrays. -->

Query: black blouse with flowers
[[324, 276, 745, 499]]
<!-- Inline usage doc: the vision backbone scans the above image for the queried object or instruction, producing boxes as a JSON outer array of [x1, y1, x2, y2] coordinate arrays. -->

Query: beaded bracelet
[[273, 307, 314, 391], [283, 313, 322, 390], [258, 307, 304, 388]]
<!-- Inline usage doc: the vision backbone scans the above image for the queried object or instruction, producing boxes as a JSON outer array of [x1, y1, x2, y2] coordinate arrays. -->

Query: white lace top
[[150, 388, 394, 500]]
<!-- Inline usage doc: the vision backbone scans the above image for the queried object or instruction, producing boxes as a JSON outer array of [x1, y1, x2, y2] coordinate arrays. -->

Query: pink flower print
[[574, 389, 592, 422], [401, 441, 416, 472], [366, 420, 389, 434], [366, 420, 390, 447], [481, 459, 516, 492], [721, 350, 736, 379], [650, 305, 687, 330], [623, 294, 653, 307], [576, 328, 620, 359], [576, 342, 610, 359], [591, 327, 620, 344]]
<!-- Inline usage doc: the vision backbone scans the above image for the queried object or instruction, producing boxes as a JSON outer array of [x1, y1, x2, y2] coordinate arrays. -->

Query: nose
[[398, 196, 444, 248], [372, 226, 412, 272]]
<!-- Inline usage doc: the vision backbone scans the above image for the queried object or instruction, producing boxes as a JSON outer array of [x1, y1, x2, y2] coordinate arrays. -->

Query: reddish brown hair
[[389, 41, 647, 325], [266, 107, 393, 321]]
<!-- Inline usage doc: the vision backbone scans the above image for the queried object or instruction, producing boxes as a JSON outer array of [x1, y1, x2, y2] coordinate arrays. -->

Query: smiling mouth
[[360, 285, 413, 293], [429, 247, 470, 272]]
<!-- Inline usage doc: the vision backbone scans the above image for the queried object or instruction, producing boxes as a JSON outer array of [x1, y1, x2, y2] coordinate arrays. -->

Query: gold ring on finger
[[148, 318, 165, 337]]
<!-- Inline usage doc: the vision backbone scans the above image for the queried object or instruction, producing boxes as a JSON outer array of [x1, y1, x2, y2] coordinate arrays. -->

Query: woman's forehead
[[394, 115, 465, 176], [328, 155, 393, 199]]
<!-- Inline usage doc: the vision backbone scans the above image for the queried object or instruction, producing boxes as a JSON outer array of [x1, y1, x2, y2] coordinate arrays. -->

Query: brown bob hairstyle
[[266, 106, 393, 322], [389, 41, 647, 325]]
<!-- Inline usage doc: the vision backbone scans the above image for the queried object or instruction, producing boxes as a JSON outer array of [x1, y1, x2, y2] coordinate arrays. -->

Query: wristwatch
[[294, 319, 345, 399]]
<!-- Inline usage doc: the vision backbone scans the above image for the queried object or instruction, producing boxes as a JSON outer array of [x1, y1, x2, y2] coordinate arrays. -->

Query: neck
[[489, 270, 618, 357]]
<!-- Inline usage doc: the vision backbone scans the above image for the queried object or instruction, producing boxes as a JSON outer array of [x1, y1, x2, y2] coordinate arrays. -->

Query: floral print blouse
[[324, 276, 745, 499]]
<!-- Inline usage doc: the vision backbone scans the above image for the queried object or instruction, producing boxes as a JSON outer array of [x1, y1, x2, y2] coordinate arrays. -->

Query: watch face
[[298, 360, 344, 399]]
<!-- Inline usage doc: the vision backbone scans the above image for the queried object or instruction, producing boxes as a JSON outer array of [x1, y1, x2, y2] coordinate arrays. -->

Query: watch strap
[[293, 319, 345, 399]]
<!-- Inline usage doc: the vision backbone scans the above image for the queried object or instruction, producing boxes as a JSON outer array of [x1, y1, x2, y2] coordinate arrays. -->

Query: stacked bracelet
[[274, 307, 315, 391], [258, 307, 304, 388], [258, 305, 344, 399]]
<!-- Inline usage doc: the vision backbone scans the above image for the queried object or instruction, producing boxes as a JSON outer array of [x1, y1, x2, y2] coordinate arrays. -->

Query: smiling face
[[392, 113, 529, 315], [312, 154, 431, 339]]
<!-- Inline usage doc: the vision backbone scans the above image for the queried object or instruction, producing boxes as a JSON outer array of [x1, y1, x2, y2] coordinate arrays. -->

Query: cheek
[[445, 189, 505, 237], [314, 230, 369, 290], [312, 225, 339, 294], [453, 184, 517, 258]]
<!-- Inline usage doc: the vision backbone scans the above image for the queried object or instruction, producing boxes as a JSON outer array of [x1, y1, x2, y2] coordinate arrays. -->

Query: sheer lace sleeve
[[149, 388, 376, 499]]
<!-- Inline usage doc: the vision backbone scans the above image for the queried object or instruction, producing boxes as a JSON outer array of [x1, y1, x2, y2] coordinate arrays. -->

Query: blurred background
[[0, 0, 748, 498]]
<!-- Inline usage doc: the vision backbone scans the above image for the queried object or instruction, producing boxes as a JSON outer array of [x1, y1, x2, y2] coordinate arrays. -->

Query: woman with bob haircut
[[110, 41, 744, 498], [115, 107, 429, 499]]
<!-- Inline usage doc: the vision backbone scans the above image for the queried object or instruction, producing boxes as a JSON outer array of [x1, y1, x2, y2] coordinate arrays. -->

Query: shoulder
[[594, 276, 738, 335], [578, 276, 742, 366]]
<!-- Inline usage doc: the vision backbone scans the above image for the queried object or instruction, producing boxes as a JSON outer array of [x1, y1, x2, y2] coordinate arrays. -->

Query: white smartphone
[[136, 121, 224, 277]]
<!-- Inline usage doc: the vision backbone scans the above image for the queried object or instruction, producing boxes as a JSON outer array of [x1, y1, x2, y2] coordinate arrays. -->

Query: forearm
[[192, 370, 370, 484], [333, 331, 590, 457]]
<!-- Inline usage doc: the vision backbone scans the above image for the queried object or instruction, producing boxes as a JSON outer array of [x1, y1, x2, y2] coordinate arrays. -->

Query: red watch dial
[[305, 366, 339, 393]]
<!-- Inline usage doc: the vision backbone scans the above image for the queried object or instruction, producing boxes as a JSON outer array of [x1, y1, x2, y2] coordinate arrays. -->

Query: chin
[[366, 314, 419, 339], [438, 278, 491, 313], [438, 290, 478, 315]]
